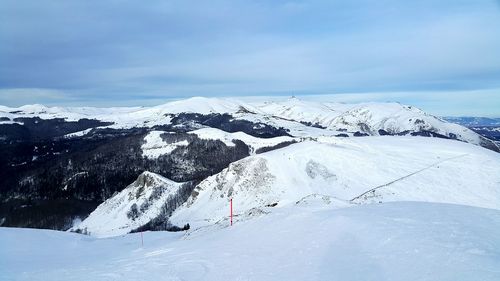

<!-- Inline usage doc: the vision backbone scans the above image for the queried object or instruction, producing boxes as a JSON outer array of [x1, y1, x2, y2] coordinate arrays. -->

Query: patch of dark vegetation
[[255, 140, 297, 154], [479, 137, 500, 153], [299, 121, 326, 129], [130, 182, 196, 233], [408, 131, 449, 139], [0, 123, 31, 141], [385, 130, 453, 139], [168, 113, 291, 138], [0, 117, 10, 121], [0, 117, 113, 141], [378, 129, 390, 136], [0, 129, 249, 229], [79, 127, 150, 140], [335, 133, 349, 137], [357, 123, 370, 133], [151, 133, 250, 182], [470, 126, 500, 141], [236, 106, 256, 114], [443, 117, 500, 127], [1, 130, 249, 199], [464, 126, 500, 153], [353, 131, 370, 137], [127, 203, 140, 220], [0, 199, 99, 230]]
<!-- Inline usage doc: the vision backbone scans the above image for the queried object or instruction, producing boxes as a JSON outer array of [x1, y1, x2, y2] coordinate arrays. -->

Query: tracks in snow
[[349, 153, 470, 203]]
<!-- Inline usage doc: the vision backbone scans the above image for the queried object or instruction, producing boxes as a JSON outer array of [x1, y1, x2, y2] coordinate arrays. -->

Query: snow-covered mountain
[[76, 133, 500, 237], [3, 97, 500, 280], [71, 172, 193, 237], [2, 96, 499, 233], [444, 116, 500, 126], [169, 136, 500, 227], [256, 99, 498, 150], [1, 97, 498, 151]]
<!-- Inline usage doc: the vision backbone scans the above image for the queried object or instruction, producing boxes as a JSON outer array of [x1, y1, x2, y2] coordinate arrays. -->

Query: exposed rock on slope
[[72, 171, 194, 237], [170, 137, 500, 226]]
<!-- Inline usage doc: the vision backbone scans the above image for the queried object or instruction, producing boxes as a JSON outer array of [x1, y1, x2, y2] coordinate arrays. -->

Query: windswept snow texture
[[71, 172, 185, 237], [171, 136, 500, 225], [2, 202, 500, 281]]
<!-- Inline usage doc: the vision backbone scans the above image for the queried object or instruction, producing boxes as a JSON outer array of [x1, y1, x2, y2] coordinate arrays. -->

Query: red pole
[[230, 198, 233, 226]]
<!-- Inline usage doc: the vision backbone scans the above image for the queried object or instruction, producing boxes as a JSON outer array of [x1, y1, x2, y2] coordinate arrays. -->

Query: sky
[[1, 0, 500, 116]]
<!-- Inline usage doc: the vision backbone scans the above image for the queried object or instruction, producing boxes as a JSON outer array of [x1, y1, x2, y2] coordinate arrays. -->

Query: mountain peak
[[132, 171, 180, 190]]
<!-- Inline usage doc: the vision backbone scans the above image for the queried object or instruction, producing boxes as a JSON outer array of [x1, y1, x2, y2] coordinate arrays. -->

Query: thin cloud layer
[[1, 0, 499, 115]]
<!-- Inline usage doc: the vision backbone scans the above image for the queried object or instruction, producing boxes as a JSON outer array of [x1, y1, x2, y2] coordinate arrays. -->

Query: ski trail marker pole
[[141, 231, 144, 247], [230, 198, 233, 226]]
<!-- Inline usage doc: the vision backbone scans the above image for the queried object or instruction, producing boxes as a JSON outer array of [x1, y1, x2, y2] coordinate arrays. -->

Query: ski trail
[[350, 153, 470, 202]]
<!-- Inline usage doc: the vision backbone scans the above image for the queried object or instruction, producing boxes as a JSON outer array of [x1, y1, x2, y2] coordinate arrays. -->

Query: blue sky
[[1, 0, 500, 116]]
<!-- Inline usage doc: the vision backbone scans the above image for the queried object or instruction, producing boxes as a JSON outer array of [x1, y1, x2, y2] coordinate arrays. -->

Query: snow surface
[[170, 136, 500, 226], [190, 127, 297, 154], [75, 135, 500, 237], [141, 131, 189, 159], [71, 172, 185, 237], [2, 202, 500, 281], [3, 96, 500, 279], [1, 96, 495, 150], [253, 98, 484, 144]]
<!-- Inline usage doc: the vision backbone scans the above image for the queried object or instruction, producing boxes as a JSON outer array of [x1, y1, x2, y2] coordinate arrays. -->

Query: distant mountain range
[[443, 116, 500, 126], [1, 97, 499, 234], [443, 116, 500, 142]]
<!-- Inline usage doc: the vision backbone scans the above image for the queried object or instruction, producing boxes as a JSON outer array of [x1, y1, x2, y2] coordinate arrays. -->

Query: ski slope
[[2, 202, 500, 281]]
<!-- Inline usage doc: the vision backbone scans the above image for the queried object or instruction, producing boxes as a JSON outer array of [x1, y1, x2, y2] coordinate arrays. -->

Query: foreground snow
[[2, 202, 500, 281]]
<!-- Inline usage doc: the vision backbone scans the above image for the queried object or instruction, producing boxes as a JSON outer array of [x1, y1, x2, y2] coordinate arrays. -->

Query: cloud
[[0, 88, 70, 106], [0, 0, 499, 115], [301, 89, 500, 117]]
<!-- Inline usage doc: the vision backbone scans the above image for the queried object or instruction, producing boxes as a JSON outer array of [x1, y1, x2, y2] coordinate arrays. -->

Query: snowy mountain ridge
[[3, 97, 500, 280], [169, 136, 500, 227], [71, 171, 192, 237], [74, 134, 500, 237], [2, 97, 497, 152], [3, 96, 500, 236]]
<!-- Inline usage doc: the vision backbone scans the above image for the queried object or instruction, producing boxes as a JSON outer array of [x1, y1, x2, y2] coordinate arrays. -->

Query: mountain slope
[[2, 97, 497, 151], [71, 172, 193, 237], [444, 116, 500, 126], [255, 99, 499, 151], [170, 136, 500, 226], [2, 97, 499, 231]]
